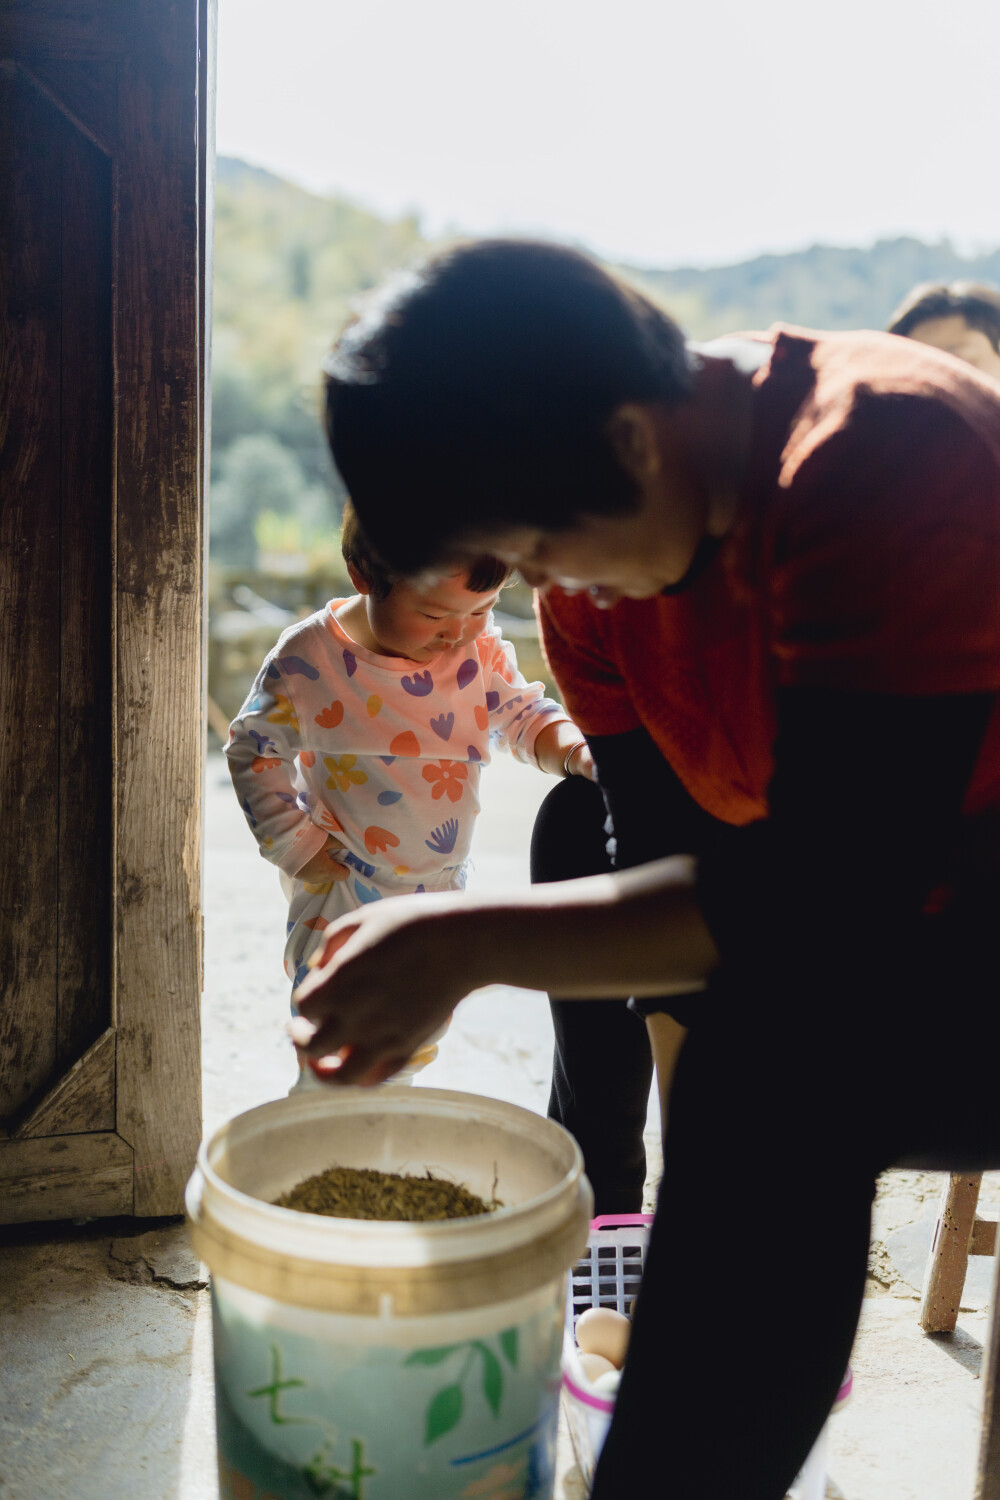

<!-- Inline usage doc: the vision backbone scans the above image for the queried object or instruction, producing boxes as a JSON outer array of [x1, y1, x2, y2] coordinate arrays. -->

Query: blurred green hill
[[210, 156, 425, 566], [210, 152, 1000, 569]]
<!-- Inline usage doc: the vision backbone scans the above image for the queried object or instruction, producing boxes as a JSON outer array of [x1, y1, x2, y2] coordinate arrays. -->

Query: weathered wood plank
[[13, 1029, 115, 1139], [0, 0, 131, 59], [57, 111, 114, 1072], [919, 1173, 983, 1333], [0, 1131, 132, 1225], [972, 1219, 998, 1259], [11, 56, 119, 154], [199, 0, 217, 500], [0, 62, 114, 1124], [113, 0, 205, 1216], [0, 68, 63, 1120]]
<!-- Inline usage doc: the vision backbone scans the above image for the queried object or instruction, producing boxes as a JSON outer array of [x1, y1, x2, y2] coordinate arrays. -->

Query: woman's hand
[[291, 892, 479, 1085], [290, 856, 718, 1085]]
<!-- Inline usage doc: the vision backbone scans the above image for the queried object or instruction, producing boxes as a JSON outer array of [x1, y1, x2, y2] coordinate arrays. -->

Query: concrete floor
[[1, 748, 998, 1498]]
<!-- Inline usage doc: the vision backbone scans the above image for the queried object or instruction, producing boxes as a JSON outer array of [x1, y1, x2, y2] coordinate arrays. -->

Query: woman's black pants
[[531, 762, 1000, 1497], [589, 904, 1000, 1498], [530, 774, 654, 1213], [530, 743, 720, 1214]]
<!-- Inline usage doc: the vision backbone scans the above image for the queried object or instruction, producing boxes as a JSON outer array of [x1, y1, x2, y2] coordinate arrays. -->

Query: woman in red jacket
[[297, 240, 1000, 1499]]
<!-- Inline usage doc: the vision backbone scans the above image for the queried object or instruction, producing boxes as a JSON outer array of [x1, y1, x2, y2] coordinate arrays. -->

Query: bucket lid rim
[[190, 1086, 588, 1259]]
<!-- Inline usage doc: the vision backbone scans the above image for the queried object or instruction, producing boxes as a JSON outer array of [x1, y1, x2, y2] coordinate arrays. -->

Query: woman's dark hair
[[887, 280, 1000, 350], [323, 238, 693, 577], [340, 497, 512, 601]]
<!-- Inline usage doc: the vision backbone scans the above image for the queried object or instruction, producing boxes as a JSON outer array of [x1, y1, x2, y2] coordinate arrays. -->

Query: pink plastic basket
[[562, 1214, 653, 1479], [562, 1213, 852, 1493]]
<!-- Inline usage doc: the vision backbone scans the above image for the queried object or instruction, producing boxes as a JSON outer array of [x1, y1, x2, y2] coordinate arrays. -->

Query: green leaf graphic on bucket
[[406, 1330, 520, 1443], [238, 1343, 378, 1495], [214, 1295, 562, 1498]]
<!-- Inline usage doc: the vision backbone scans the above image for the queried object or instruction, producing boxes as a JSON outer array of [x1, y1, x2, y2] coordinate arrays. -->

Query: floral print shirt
[[226, 600, 569, 890]]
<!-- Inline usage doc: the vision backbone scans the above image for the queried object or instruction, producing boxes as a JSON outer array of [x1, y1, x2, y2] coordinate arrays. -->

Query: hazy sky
[[216, 0, 999, 269]]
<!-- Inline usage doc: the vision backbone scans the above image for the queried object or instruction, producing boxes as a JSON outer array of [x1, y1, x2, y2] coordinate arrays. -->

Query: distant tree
[[210, 433, 338, 567], [210, 362, 338, 493], [209, 366, 265, 462], [288, 243, 311, 300]]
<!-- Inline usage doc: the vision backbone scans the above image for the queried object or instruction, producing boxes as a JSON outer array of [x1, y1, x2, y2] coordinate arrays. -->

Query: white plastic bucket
[[187, 1086, 592, 1500]]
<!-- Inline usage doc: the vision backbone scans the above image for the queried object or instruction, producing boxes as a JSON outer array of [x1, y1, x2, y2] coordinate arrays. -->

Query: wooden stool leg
[[644, 1012, 688, 1135], [975, 1228, 1000, 1498], [920, 1173, 983, 1334]]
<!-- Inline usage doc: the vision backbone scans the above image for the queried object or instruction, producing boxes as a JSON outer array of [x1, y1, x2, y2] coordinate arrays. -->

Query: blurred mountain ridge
[[210, 154, 1000, 567], [628, 237, 1000, 339]]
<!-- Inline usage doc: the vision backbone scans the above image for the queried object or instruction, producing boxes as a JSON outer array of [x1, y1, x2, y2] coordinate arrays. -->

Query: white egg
[[578, 1351, 616, 1383], [575, 1306, 631, 1368], [592, 1368, 622, 1397]]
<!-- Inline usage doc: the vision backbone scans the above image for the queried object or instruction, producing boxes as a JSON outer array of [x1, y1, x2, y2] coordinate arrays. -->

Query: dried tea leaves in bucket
[[275, 1165, 499, 1222]]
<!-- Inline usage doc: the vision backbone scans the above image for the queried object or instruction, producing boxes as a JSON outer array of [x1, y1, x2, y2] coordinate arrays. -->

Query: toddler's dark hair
[[324, 238, 693, 578], [341, 498, 511, 601]]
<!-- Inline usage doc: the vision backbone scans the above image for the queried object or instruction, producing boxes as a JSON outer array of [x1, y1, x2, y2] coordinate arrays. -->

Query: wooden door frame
[[0, 0, 214, 1221]]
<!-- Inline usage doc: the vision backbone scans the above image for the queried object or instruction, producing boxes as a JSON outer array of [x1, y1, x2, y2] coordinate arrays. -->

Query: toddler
[[226, 501, 593, 1079]]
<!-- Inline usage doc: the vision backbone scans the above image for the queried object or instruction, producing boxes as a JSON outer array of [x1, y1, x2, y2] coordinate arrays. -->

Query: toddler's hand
[[568, 743, 597, 781]]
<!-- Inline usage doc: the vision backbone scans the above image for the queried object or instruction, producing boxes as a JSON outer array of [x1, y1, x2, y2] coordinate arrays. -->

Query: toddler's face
[[366, 574, 501, 661], [905, 314, 1000, 383]]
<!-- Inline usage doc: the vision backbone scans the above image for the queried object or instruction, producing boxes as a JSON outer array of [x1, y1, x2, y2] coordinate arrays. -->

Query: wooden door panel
[[112, 0, 206, 1215], [4, 0, 131, 57], [57, 92, 114, 1072], [0, 66, 67, 1119], [0, 64, 113, 1122], [13, 1029, 116, 1140], [4, 53, 119, 151], [0, 0, 209, 1220], [20, 58, 121, 150]]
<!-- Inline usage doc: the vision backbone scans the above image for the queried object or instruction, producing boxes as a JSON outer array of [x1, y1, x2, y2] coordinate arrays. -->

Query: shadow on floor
[[0, 1216, 213, 1500]]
